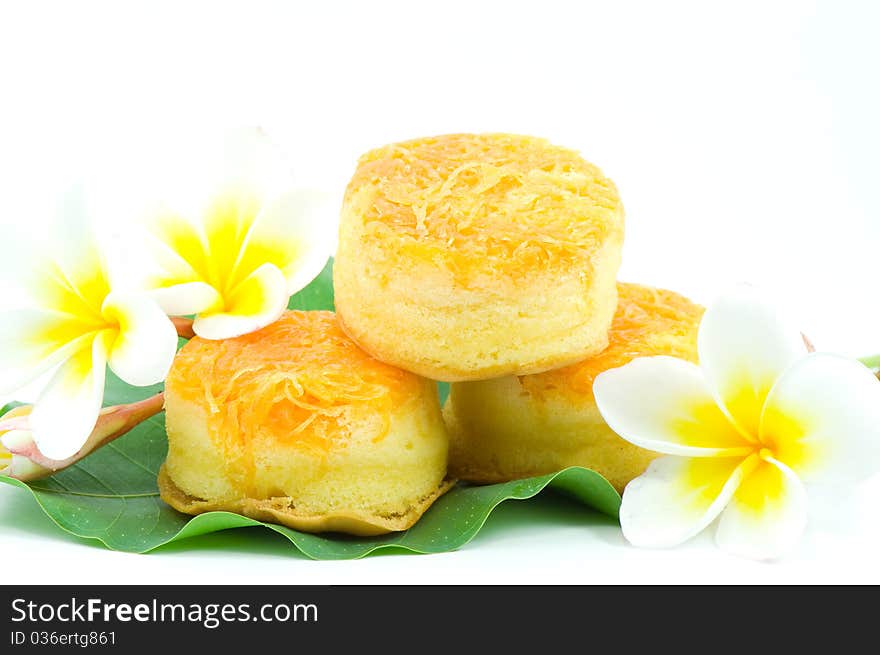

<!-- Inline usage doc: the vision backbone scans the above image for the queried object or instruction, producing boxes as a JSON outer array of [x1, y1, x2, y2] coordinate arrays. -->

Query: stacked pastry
[[335, 133, 703, 494], [161, 132, 703, 536]]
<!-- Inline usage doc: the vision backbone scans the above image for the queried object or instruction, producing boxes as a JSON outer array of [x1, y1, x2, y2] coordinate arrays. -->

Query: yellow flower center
[[754, 404, 810, 472], [758, 447, 775, 462]]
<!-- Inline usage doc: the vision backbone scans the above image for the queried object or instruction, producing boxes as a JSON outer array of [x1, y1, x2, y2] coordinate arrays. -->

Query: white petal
[[191, 263, 287, 340], [0, 309, 96, 396], [1, 367, 58, 405], [716, 456, 807, 560], [621, 455, 750, 548], [760, 353, 880, 485], [29, 333, 110, 460], [593, 356, 753, 457], [0, 429, 52, 480], [238, 189, 335, 296], [119, 127, 288, 233], [102, 292, 179, 387], [157, 128, 292, 225], [135, 208, 215, 306], [698, 286, 807, 438], [9, 454, 51, 481], [210, 127, 293, 199], [1, 428, 36, 451], [139, 219, 210, 289], [42, 187, 113, 305], [150, 281, 222, 316]]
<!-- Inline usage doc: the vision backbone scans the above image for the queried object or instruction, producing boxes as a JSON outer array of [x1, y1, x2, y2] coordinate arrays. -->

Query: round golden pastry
[[334, 133, 625, 381], [159, 310, 452, 536], [443, 283, 704, 492]]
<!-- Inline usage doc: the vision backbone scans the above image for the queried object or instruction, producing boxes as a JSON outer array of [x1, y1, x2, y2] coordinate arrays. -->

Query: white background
[[1, 0, 879, 584]]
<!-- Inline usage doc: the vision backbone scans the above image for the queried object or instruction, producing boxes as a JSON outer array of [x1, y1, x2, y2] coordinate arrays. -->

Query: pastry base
[[158, 465, 456, 537]]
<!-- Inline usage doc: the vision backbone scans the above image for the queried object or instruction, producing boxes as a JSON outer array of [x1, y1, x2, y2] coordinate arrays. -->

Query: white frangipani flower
[[594, 286, 880, 560], [132, 128, 334, 340], [0, 201, 178, 460]]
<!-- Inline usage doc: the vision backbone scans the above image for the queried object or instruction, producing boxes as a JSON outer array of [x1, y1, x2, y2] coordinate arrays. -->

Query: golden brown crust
[[334, 133, 624, 380], [159, 465, 456, 537], [343, 134, 623, 290], [166, 310, 423, 457], [343, 133, 622, 280]]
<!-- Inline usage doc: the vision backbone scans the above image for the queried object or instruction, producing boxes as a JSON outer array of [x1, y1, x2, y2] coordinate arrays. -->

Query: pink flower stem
[[14, 392, 165, 477], [172, 317, 195, 339]]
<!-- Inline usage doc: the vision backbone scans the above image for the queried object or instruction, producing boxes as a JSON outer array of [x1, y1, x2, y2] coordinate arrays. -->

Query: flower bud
[[0, 393, 164, 481]]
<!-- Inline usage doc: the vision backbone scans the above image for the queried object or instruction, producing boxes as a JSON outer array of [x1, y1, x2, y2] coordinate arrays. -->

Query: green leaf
[[1, 401, 24, 415], [0, 256, 621, 559], [0, 414, 190, 553], [0, 429, 619, 559], [437, 382, 450, 405], [287, 257, 334, 311]]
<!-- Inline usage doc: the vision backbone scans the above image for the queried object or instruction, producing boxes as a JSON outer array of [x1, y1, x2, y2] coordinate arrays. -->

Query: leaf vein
[[106, 442, 160, 477], [28, 487, 160, 499]]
